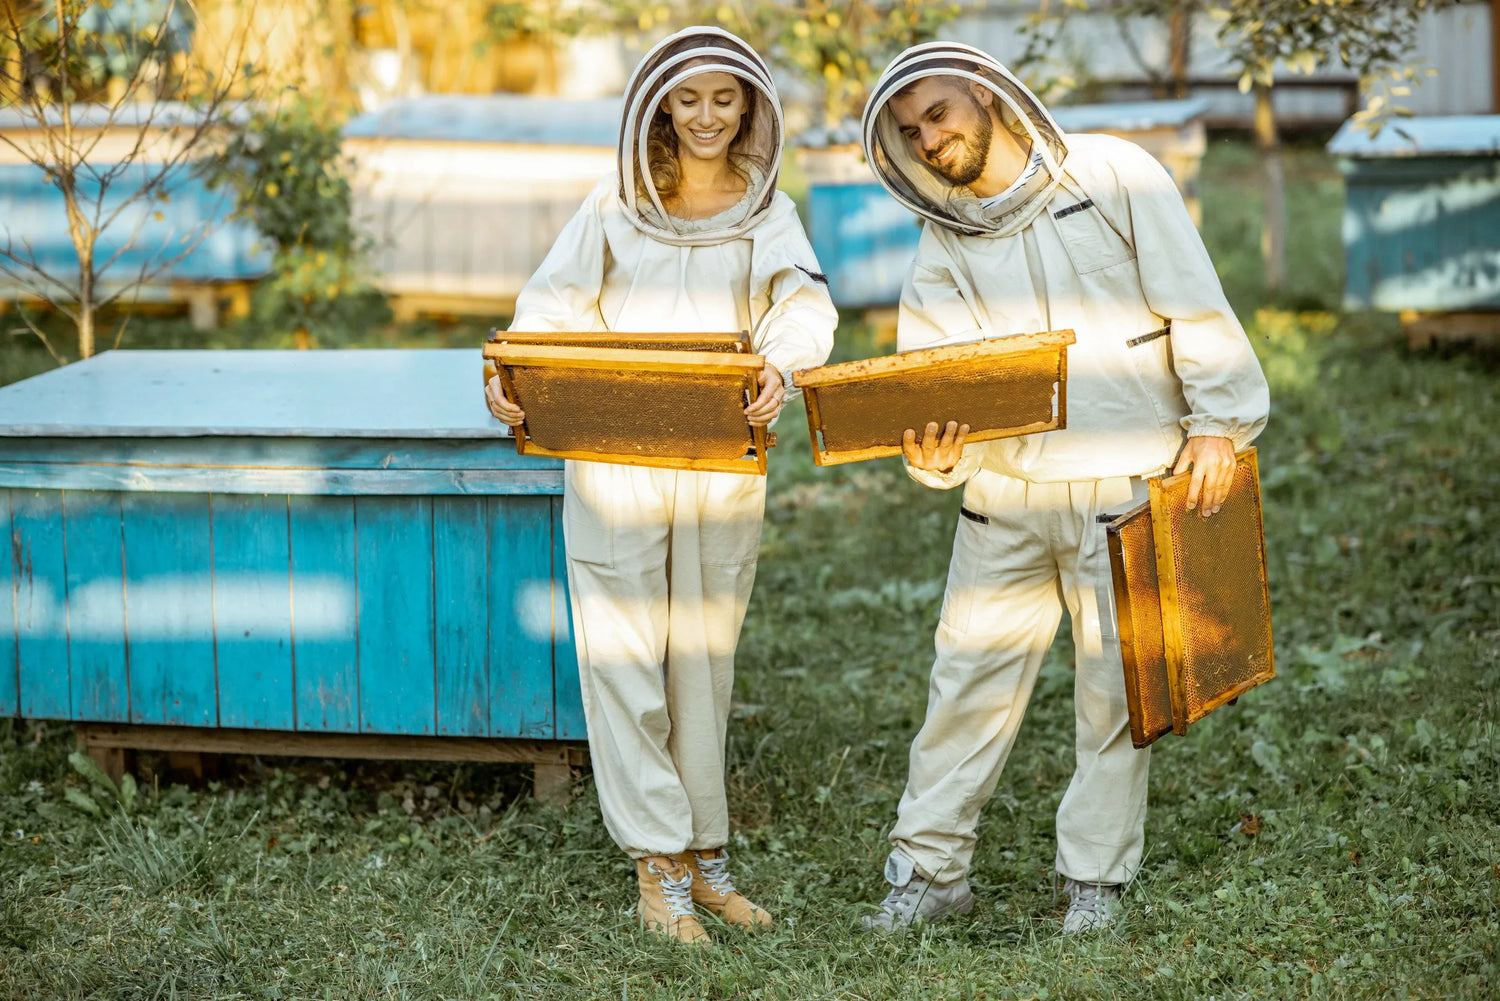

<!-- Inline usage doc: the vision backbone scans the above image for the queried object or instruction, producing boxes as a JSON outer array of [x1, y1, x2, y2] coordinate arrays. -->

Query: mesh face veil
[[861, 41, 1070, 238], [617, 26, 785, 246]]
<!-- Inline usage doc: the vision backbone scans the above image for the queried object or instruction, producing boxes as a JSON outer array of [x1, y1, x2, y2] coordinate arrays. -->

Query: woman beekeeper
[[484, 27, 836, 945]]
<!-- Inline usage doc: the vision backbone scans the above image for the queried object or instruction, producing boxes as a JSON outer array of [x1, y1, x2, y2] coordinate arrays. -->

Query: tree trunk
[[1167, 7, 1192, 100], [1253, 83, 1286, 292], [77, 254, 95, 360]]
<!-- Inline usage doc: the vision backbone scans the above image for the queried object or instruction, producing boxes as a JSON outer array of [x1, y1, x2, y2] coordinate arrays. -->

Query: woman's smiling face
[[660, 71, 746, 163]]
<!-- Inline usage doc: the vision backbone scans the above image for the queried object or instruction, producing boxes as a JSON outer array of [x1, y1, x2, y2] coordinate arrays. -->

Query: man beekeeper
[[857, 42, 1270, 934]]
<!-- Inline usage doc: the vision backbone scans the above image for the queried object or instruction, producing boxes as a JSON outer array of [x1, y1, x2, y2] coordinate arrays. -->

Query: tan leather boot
[[681, 848, 772, 929], [635, 856, 709, 945]]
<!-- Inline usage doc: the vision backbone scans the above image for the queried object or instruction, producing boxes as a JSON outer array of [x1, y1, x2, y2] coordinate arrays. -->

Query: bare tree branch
[[0, 239, 84, 318], [11, 304, 67, 365]]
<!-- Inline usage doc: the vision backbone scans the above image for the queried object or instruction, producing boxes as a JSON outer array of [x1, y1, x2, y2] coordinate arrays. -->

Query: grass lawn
[[1, 138, 1497, 1000]]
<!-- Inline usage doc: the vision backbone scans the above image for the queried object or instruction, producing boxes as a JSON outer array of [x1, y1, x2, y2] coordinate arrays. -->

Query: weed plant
[[0, 139, 1497, 999]]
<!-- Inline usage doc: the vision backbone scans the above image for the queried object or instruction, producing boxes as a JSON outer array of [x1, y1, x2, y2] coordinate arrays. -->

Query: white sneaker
[[861, 850, 974, 931], [1061, 878, 1123, 934]]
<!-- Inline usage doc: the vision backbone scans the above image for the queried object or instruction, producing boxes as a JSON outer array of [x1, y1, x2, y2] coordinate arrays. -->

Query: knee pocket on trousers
[[563, 491, 614, 567], [937, 516, 990, 631], [698, 478, 766, 568]]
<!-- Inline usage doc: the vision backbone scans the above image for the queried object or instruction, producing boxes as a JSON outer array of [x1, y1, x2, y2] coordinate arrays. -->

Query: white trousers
[[891, 470, 1152, 886], [562, 460, 765, 858]]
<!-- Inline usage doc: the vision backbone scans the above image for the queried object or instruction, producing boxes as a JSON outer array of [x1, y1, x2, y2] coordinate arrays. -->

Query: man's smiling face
[[887, 75, 996, 188]]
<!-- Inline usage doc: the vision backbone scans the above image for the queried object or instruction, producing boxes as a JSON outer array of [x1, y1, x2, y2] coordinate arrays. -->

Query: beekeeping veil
[[617, 25, 785, 246], [861, 41, 1070, 238]]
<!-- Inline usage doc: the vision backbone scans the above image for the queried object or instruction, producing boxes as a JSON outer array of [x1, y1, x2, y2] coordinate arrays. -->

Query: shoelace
[[648, 863, 696, 919], [879, 880, 926, 917], [1064, 880, 1112, 919], [695, 854, 738, 897]]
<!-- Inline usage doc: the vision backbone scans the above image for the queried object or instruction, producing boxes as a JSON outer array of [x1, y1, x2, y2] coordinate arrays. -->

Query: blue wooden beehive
[[1328, 115, 1500, 312], [0, 350, 584, 748], [0, 103, 271, 307]]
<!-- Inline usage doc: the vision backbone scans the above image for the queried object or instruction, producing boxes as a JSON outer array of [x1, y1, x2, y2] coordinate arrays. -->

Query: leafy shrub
[[209, 99, 390, 345]]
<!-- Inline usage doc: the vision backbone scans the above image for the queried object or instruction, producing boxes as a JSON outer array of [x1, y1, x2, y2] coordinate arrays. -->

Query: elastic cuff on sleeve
[[903, 454, 979, 490], [1182, 419, 1250, 450]]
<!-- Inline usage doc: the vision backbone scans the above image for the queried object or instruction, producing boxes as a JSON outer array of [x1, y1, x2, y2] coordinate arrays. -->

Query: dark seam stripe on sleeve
[[796, 264, 829, 285], [959, 507, 989, 526]]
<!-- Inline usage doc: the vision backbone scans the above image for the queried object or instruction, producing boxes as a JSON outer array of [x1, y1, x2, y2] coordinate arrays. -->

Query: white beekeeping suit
[[860, 43, 1269, 895], [509, 27, 836, 859]]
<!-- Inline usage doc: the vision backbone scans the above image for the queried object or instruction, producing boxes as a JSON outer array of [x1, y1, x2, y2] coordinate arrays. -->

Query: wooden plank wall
[[64, 491, 130, 721], [3, 488, 580, 739], [289, 496, 359, 732]]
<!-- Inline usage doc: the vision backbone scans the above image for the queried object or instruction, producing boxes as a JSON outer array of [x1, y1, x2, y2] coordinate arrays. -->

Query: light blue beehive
[[1328, 115, 1500, 313], [0, 350, 583, 744], [0, 104, 270, 308]]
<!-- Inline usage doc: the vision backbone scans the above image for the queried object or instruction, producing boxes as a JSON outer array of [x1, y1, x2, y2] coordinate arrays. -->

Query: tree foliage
[[208, 99, 389, 347], [1208, 0, 1450, 87]]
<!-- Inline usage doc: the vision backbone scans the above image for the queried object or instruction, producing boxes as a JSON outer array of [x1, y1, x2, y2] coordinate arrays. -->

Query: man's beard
[[927, 98, 994, 187]]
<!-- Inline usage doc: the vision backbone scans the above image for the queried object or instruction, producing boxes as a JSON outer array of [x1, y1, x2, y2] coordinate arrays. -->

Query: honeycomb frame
[[488, 342, 771, 475], [790, 329, 1075, 466]]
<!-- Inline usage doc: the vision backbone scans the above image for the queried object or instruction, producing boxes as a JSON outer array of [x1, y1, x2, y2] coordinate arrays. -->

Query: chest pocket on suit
[[1052, 198, 1135, 275]]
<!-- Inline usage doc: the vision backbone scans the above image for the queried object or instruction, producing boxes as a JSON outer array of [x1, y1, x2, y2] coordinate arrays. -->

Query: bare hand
[[744, 365, 786, 428], [1173, 435, 1236, 516], [902, 420, 969, 473], [484, 374, 525, 427]]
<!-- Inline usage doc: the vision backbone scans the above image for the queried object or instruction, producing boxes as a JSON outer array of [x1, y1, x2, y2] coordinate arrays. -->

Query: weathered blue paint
[[288, 495, 359, 734], [13, 489, 70, 720], [212, 494, 295, 730], [551, 495, 587, 741], [0, 463, 563, 497], [0, 436, 544, 471], [122, 492, 217, 727], [0, 349, 584, 746], [1330, 116, 1500, 312], [0, 489, 17, 717], [0, 162, 269, 293], [64, 491, 130, 722], [489, 496, 555, 739], [355, 497, 437, 735], [434, 497, 490, 736]]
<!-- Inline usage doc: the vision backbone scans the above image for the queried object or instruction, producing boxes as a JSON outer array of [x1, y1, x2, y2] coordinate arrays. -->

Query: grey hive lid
[[344, 94, 621, 147], [1327, 115, 1500, 158], [1049, 97, 1210, 133], [0, 349, 506, 439]]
